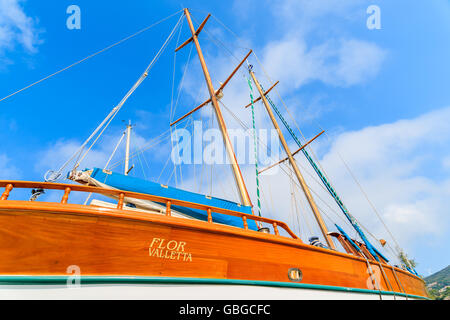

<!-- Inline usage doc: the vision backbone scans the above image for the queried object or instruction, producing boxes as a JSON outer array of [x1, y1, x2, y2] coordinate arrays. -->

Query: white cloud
[[316, 107, 450, 249], [443, 155, 450, 170], [261, 37, 386, 90], [176, 106, 450, 269], [176, 0, 387, 130], [34, 127, 165, 181], [0, 0, 42, 55], [154, 0, 448, 268], [252, 0, 386, 90], [35, 140, 111, 177], [0, 153, 21, 179], [275, 0, 364, 25], [174, 0, 390, 234]]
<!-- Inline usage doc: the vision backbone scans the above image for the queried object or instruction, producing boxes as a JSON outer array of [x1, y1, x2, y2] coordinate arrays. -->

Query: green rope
[[261, 86, 386, 262], [247, 77, 262, 217]]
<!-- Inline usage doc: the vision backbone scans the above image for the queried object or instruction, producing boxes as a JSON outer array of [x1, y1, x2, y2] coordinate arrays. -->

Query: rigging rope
[[109, 128, 171, 170], [249, 50, 405, 265], [188, 14, 410, 273], [45, 14, 183, 182], [0, 10, 183, 104], [105, 130, 126, 169], [219, 98, 355, 229], [83, 129, 127, 206], [247, 77, 262, 217], [261, 84, 383, 261]]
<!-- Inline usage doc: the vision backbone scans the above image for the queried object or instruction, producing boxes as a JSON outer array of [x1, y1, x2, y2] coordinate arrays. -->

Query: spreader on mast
[[248, 67, 336, 249], [174, 8, 253, 207]]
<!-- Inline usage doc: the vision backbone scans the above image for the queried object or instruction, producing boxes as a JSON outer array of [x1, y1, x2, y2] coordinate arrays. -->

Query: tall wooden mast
[[248, 69, 336, 249], [182, 8, 252, 207]]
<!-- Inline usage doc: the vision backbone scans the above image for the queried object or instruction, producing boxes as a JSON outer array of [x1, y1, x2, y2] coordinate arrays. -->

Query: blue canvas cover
[[89, 168, 258, 230]]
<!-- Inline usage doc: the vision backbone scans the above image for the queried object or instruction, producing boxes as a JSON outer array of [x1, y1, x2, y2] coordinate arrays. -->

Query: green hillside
[[425, 265, 450, 300]]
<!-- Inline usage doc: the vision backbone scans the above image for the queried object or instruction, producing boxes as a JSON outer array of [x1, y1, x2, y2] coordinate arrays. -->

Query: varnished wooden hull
[[0, 200, 428, 299]]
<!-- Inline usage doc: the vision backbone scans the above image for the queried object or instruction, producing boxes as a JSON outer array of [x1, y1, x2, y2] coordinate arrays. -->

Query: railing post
[[242, 215, 248, 230], [0, 184, 13, 201], [207, 208, 212, 223], [117, 193, 125, 210], [273, 222, 279, 235], [61, 187, 71, 204], [166, 201, 171, 216]]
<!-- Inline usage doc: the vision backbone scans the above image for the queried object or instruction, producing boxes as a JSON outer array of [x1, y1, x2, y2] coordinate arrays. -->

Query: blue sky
[[0, 0, 449, 275]]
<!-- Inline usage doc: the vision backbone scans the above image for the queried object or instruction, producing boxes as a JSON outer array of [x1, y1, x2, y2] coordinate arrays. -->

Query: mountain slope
[[425, 265, 450, 300]]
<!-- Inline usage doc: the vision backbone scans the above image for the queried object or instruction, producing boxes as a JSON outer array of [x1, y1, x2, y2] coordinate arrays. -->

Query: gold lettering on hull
[[149, 238, 192, 262]]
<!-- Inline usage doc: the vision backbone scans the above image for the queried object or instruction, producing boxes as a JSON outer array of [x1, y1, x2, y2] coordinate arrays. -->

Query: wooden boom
[[170, 50, 252, 127], [258, 130, 325, 174]]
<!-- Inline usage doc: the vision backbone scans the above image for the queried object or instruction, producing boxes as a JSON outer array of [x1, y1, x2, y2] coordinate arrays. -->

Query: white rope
[[158, 117, 193, 184], [109, 128, 171, 169], [170, 43, 193, 187], [170, 18, 185, 121], [219, 98, 354, 229], [105, 131, 126, 169], [0, 10, 183, 104], [250, 51, 404, 258], [83, 129, 126, 205], [46, 14, 183, 181]]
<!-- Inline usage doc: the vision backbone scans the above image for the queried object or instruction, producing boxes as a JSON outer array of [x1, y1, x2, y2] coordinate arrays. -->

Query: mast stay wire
[[170, 11, 387, 247], [322, 134, 403, 252], [185, 13, 245, 202], [0, 10, 184, 104], [293, 182, 314, 240], [109, 128, 171, 170], [83, 128, 126, 206], [169, 25, 195, 188], [249, 51, 401, 256], [189, 14, 351, 231], [202, 13, 352, 216], [75, 14, 183, 171], [190, 14, 241, 64], [218, 98, 355, 232], [164, 117, 194, 186], [132, 130, 148, 180], [201, 13, 337, 198], [174, 44, 194, 187], [44, 13, 184, 182], [178, 12, 399, 256], [170, 18, 185, 121], [169, 17, 185, 187]]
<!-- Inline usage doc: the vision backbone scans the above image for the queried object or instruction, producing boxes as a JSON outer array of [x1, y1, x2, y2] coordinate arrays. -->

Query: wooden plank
[[216, 50, 252, 93], [174, 14, 211, 52], [170, 98, 211, 127], [258, 130, 325, 174], [170, 50, 253, 127], [195, 13, 211, 36], [244, 81, 279, 109]]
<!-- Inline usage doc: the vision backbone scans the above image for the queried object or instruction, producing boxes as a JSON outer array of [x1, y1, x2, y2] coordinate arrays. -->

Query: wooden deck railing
[[0, 181, 299, 240]]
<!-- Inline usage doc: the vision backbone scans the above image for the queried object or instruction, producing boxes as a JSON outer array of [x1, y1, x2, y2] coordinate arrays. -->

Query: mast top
[[176, 8, 253, 208]]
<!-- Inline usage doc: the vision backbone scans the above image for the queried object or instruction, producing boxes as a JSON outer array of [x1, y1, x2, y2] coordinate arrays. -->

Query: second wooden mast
[[182, 9, 252, 207], [248, 68, 336, 249]]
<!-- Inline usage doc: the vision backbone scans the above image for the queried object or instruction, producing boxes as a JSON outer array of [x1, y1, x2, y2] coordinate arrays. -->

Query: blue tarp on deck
[[90, 168, 258, 230]]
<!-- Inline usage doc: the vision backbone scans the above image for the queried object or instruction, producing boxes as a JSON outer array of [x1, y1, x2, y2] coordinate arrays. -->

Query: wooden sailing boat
[[0, 8, 428, 299]]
